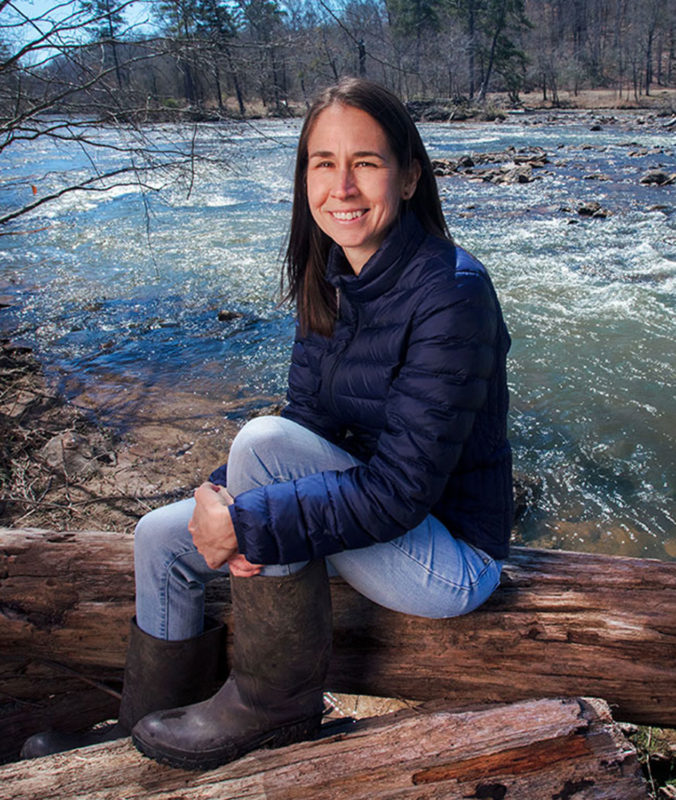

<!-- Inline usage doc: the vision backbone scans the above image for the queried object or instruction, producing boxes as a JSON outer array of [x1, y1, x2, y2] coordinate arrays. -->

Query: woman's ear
[[401, 160, 422, 200]]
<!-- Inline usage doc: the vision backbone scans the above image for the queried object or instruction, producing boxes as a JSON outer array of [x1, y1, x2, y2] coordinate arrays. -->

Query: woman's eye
[[355, 160, 376, 168]]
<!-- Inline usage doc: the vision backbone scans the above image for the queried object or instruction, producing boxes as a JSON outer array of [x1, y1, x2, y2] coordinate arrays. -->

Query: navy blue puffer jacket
[[221, 212, 512, 564]]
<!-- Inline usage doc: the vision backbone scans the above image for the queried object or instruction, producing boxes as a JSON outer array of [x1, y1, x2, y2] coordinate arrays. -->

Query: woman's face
[[305, 104, 420, 274]]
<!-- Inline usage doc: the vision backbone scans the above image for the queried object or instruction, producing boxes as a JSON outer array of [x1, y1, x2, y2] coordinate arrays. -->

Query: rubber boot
[[132, 559, 332, 770], [20, 617, 224, 759]]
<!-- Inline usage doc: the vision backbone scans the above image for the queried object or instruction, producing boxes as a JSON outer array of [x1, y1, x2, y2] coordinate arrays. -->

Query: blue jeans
[[135, 416, 502, 640]]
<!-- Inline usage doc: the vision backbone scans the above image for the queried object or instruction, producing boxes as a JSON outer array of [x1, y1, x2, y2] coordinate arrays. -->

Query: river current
[[1, 112, 674, 559]]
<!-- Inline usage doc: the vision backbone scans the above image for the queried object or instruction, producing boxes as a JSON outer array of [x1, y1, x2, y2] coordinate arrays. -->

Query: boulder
[[577, 201, 610, 218], [640, 169, 676, 186]]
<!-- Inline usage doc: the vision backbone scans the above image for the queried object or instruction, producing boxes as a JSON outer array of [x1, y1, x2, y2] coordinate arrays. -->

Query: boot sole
[[132, 715, 321, 771]]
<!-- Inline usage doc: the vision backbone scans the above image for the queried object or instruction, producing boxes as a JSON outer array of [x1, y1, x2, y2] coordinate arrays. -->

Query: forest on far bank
[[2, 0, 675, 120], [1, 0, 675, 226]]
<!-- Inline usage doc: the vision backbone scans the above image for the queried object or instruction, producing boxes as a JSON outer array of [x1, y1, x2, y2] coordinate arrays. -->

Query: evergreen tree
[[153, 0, 201, 104], [387, 0, 444, 89], [193, 0, 246, 114], [448, 0, 530, 100], [476, 0, 530, 101], [79, 0, 127, 88], [235, 0, 287, 111]]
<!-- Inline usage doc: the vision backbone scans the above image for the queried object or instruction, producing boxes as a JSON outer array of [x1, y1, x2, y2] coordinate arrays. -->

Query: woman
[[22, 77, 512, 769]]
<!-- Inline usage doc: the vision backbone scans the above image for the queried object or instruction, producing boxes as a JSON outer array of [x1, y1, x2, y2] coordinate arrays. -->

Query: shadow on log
[[0, 696, 649, 799], [1, 527, 675, 764]]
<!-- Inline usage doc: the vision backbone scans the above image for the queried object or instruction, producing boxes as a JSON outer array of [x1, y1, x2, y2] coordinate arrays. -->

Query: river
[[1, 111, 674, 559]]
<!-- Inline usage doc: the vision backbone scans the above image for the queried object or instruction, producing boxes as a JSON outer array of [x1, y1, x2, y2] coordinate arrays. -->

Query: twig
[[0, 690, 41, 708], [0, 655, 122, 700], [38, 659, 122, 700]]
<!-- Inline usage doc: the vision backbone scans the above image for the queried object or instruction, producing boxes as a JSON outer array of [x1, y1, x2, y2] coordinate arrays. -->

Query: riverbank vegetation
[[0, 334, 251, 532], [3, 0, 675, 118]]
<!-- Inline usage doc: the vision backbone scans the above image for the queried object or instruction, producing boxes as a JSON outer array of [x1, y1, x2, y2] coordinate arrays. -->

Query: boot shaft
[[230, 560, 332, 713], [119, 617, 224, 729]]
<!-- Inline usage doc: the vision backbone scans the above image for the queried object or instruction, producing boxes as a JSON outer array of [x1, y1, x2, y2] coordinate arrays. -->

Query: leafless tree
[[0, 0, 232, 229]]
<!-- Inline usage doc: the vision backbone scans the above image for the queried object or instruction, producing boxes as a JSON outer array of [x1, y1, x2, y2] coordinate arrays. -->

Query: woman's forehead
[[307, 104, 390, 148]]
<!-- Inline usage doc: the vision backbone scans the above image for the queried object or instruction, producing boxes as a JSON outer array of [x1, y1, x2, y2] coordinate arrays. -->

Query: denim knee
[[134, 508, 158, 570], [133, 499, 195, 574], [135, 506, 165, 566], [226, 415, 290, 495]]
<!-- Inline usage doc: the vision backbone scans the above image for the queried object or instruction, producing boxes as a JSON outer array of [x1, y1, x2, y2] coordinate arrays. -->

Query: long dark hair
[[282, 77, 451, 337]]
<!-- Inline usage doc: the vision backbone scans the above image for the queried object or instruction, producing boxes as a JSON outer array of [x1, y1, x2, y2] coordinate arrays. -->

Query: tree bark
[[478, 1, 506, 102], [1, 527, 675, 761], [0, 696, 649, 800]]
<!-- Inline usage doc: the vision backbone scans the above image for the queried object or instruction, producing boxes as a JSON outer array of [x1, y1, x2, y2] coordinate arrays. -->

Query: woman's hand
[[226, 553, 262, 578], [189, 482, 239, 569], [189, 483, 263, 576]]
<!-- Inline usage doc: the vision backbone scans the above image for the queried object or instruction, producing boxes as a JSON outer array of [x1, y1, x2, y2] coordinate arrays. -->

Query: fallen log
[[1, 527, 675, 763], [0, 696, 649, 800]]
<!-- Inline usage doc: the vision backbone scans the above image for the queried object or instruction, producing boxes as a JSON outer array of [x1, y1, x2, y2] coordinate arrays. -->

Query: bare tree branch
[[0, 161, 171, 227]]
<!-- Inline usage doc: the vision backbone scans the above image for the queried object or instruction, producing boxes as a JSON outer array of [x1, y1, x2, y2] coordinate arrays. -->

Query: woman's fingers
[[227, 553, 263, 577]]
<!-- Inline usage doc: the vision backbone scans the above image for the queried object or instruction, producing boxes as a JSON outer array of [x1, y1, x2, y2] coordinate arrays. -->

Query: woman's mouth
[[330, 209, 367, 221]]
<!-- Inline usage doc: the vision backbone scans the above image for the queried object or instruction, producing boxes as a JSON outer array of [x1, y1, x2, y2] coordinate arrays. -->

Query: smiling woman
[[305, 105, 421, 273], [285, 79, 450, 338], [22, 77, 513, 773]]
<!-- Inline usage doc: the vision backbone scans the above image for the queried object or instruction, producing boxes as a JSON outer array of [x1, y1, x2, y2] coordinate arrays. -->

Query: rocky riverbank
[[431, 143, 676, 188], [0, 338, 270, 532], [134, 87, 676, 124], [405, 88, 676, 122]]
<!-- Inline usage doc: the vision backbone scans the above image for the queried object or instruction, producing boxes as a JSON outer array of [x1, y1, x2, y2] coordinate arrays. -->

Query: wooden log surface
[[0, 697, 649, 800], [1, 526, 676, 758]]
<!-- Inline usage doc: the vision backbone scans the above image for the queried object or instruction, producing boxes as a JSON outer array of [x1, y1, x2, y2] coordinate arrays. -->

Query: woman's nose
[[331, 167, 357, 199]]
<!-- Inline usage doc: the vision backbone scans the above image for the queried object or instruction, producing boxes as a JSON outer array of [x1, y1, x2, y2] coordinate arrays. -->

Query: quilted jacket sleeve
[[230, 267, 500, 564]]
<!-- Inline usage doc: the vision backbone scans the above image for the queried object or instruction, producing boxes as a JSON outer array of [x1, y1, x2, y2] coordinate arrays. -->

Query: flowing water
[[1, 112, 674, 559]]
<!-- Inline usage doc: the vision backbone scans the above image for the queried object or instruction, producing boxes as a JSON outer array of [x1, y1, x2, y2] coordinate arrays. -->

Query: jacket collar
[[326, 211, 427, 302]]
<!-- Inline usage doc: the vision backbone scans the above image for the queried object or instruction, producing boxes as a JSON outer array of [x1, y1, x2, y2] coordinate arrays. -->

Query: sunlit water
[[1, 112, 674, 559]]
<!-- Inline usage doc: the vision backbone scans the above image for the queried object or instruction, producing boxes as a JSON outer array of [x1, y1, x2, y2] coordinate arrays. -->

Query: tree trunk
[[224, 45, 245, 117], [0, 696, 648, 799], [358, 38, 366, 77], [1, 527, 676, 763], [212, 57, 224, 111], [645, 27, 655, 95], [322, 28, 339, 81], [478, 9, 505, 103], [106, 14, 123, 90], [468, 0, 476, 100]]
